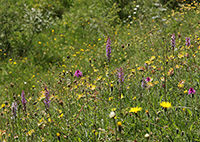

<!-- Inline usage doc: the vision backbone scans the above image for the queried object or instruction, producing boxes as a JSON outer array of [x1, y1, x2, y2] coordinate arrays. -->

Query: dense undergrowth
[[0, 0, 200, 141]]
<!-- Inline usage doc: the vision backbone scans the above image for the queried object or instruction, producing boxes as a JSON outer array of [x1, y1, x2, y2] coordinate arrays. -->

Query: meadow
[[0, 0, 200, 141]]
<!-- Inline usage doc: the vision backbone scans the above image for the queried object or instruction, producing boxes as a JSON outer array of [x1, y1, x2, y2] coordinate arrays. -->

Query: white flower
[[24, 82, 27, 84], [136, 5, 139, 8], [134, 8, 137, 11], [128, 15, 131, 18], [133, 12, 136, 14], [145, 133, 150, 138], [109, 111, 115, 118]]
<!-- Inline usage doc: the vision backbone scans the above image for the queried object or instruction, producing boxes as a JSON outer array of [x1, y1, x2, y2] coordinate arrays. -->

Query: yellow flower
[[111, 108, 116, 111], [178, 80, 185, 89], [133, 97, 136, 100], [160, 102, 172, 108], [129, 107, 142, 113], [1, 103, 5, 108], [117, 121, 122, 126], [178, 83, 184, 88], [60, 113, 63, 118], [150, 56, 156, 61], [56, 133, 60, 137], [109, 97, 113, 101]]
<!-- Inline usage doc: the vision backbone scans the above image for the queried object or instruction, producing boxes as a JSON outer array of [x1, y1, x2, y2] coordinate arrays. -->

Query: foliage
[[0, 0, 200, 141]]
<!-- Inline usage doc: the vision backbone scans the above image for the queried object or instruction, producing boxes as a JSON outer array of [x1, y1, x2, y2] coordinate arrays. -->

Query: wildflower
[[21, 91, 27, 111], [160, 102, 171, 110], [74, 70, 83, 77], [117, 67, 124, 83], [178, 80, 185, 88], [11, 101, 18, 119], [1, 103, 5, 109], [106, 37, 111, 62], [43, 87, 50, 111], [129, 106, 142, 113], [146, 110, 150, 117], [117, 121, 122, 133], [146, 77, 151, 82], [188, 87, 195, 95], [167, 68, 174, 76], [57, 132, 61, 141], [144, 133, 150, 138], [186, 37, 191, 46], [109, 111, 115, 118], [171, 34, 176, 50], [109, 97, 113, 101], [141, 77, 147, 89], [110, 84, 113, 92]]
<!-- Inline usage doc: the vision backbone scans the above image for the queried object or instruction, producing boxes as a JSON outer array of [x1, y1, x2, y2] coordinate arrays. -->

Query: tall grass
[[0, 0, 200, 141]]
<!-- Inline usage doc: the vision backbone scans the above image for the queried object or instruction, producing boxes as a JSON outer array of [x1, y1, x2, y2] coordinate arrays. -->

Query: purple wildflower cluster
[[186, 37, 191, 46], [117, 67, 124, 83], [171, 34, 176, 50], [106, 37, 111, 62], [44, 86, 50, 111], [21, 91, 27, 111]]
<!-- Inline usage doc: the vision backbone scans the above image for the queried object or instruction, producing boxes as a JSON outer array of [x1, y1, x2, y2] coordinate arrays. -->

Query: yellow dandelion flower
[[117, 121, 122, 126], [129, 106, 142, 113], [56, 133, 60, 137], [1, 103, 5, 108], [160, 102, 171, 108]]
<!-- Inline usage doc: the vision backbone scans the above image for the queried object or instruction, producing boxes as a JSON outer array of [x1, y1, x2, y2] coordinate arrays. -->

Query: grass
[[0, 0, 200, 141]]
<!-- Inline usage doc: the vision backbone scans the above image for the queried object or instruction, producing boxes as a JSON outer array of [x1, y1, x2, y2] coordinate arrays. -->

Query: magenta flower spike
[[74, 70, 83, 77], [188, 87, 195, 95]]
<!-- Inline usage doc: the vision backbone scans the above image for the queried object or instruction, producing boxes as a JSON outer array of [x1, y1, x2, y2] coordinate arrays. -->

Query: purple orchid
[[74, 70, 83, 77]]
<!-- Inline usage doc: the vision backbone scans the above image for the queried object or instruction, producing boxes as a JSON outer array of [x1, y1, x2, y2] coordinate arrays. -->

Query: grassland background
[[0, 0, 200, 141]]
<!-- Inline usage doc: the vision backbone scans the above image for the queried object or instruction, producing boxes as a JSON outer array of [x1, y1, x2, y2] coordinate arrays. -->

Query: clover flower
[[106, 37, 111, 62], [21, 91, 27, 111], [74, 70, 83, 77]]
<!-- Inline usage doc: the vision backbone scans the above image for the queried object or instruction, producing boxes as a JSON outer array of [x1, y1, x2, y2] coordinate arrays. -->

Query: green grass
[[0, 0, 200, 141]]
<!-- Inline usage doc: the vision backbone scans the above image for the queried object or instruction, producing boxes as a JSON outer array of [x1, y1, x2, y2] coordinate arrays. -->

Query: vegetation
[[0, 0, 200, 141]]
